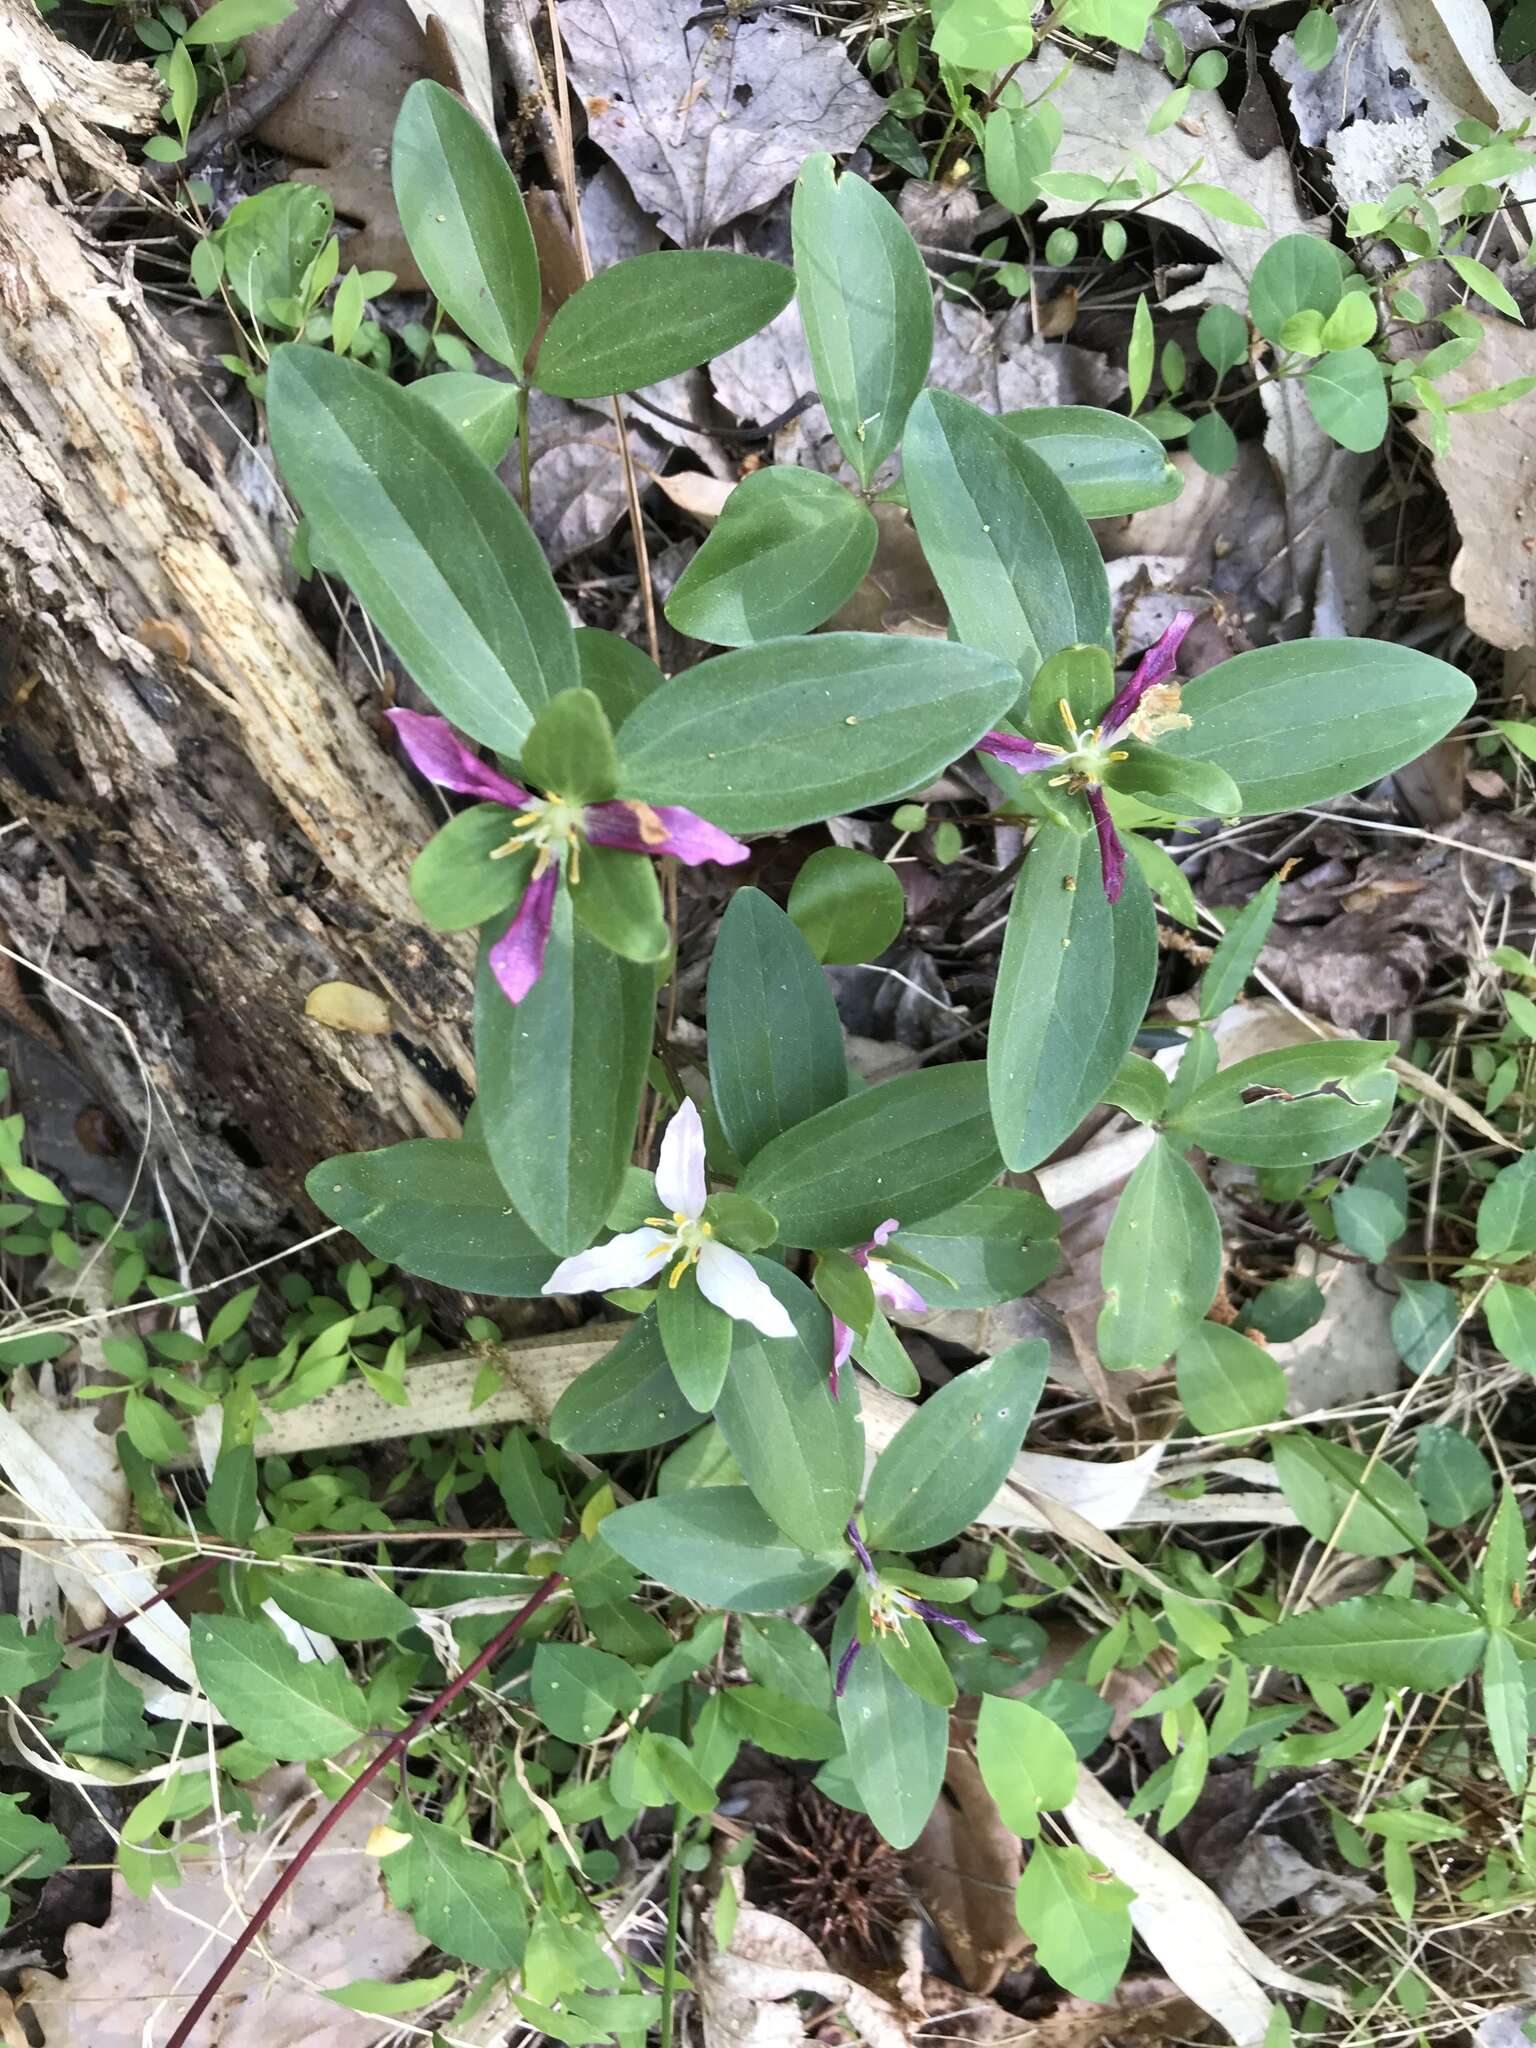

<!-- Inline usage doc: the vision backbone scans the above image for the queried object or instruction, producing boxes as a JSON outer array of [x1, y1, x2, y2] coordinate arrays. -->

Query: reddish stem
[[65, 1553, 221, 1650], [164, 1570, 564, 2048]]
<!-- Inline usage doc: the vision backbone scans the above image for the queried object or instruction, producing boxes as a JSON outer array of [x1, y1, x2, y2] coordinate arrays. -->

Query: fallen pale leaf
[[304, 981, 391, 1034]]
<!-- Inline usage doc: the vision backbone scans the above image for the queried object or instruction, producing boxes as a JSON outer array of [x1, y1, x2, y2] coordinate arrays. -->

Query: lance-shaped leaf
[[834, 1605, 948, 1849], [1157, 640, 1474, 816], [666, 467, 877, 646], [549, 1315, 697, 1454], [533, 252, 795, 397], [475, 891, 653, 1255], [791, 153, 933, 486], [601, 1488, 843, 1612], [708, 889, 847, 1164], [1097, 1138, 1221, 1371], [903, 389, 1111, 687], [267, 345, 574, 752], [1003, 405, 1182, 518], [1165, 1040, 1396, 1167], [616, 635, 1018, 835]]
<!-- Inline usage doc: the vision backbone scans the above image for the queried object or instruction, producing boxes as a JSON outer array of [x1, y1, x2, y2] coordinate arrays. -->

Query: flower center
[[645, 1211, 714, 1287], [491, 793, 587, 879], [1050, 698, 1129, 791], [867, 1583, 918, 1641]]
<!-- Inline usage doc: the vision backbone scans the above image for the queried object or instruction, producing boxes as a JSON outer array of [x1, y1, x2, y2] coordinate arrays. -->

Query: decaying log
[[0, 0, 476, 1232]]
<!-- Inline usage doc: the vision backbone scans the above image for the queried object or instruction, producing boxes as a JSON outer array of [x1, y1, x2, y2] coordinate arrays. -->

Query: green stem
[[658, 1687, 693, 2048], [517, 383, 533, 520]]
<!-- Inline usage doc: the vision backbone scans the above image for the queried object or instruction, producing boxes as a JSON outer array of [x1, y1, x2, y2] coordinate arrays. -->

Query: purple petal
[[1099, 611, 1196, 740], [1086, 787, 1127, 906], [386, 710, 531, 808], [834, 1637, 861, 1697], [830, 1317, 856, 1396], [868, 1219, 901, 1250], [487, 865, 559, 1003], [975, 731, 1067, 775], [584, 800, 750, 867], [874, 1267, 927, 1318], [846, 1521, 877, 1582], [912, 1602, 985, 1646]]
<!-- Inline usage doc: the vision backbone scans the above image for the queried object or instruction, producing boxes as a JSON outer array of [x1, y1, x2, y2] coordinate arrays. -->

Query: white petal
[[544, 1228, 675, 1296], [655, 1096, 708, 1219], [696, 1241, 796, 1338]]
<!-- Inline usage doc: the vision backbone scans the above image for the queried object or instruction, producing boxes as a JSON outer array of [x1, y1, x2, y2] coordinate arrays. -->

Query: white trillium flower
[[542, 1099, 796, 1340]]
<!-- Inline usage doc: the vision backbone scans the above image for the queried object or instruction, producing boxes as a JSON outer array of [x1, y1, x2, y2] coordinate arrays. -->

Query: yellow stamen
[[489, 832, 530, 861], [1109, 749, 1129, 762], [1048, 774, 1070, 787], [668, 1258, 687, 1288], [1057, 698, 1076, 740], [672, 1211, 689, 1225], [624, 799, 670, 849]]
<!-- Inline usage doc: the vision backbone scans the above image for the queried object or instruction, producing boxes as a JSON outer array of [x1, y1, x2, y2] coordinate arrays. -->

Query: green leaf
[[600, 1489, 841, 1612], [1014, 1842, 1133, 2002], [577, 625, 662, 728], [983, 102, 1061, 214], [707, 888, 846, 1166], [1165, 1040, 1396, 1166], [307, 1138, 558, 1295], [1160, 638, 1473, 816], [0, 1618, 62, 1698], [497, 1428, 564, 1539], [409, 806, 529, 931], [1128, 292, 1154, 413], [325, 1973, 461, 2017], [534, 253, 794, 397], [191, 1616, 370, 1762], [1304, 346, 1389, 451], [788, 846, 905, 964], [884, 1187, 1059, 1309], [1490, 1277, 1536, 1376], [863, 1341, 1047, 1550], [1478, 1150, 1536, 1257], [1196, 304, 1249, 373], [268, 346, 573, 753], [1293, 8, 1339, 67], [723, 1684, 843, 1761], [812, 1249, 876, 1338], [1105, 738, 1239, 820], [1320, 291, 1378, 350], [266, 1563, 414, 1642], [123, 1390, 190, 1465], [790, 154, 932, 486], [1103, 1053, 1170, 1124], [714, 1262, 862, 1551], [392, 81, 540, 373], [1333, 1154, 1410, 1261], [1002, 406, 1181, 518], [657, 1262, 734, 1412], [215, 184, 333, 322], [1097, 1138, 1221, 1371], [182, 0, 293, 38], [1271, 1431, 1428, 1557], [616, 634, 1018, 836], [549, 1314, 697, 1454], [1199, 876, 1278, 1019], [1413, 1424, 1494, 1529], [45, 1657, 151, 1766], [1175, 1320, 1286, 1433], [1240, 1595, 1486, 1689], [1391, 1275, 1459, 1376], [0, 1792, 69, 1888], [932, 0, 1035, 65], [570, 841, 670, 965], [987, 825, 1157, 1170], [1447, 251, 1521, 319], [522, 688, 617, 805], [476, 894, 653, 1255], [1484, 1484, 1527, 1628], [1187, 410, 1239, 476], [976, 1694, 1079, 1838], [738, 1616, 833, 1710], [531, 1642, 643, 1741], [666, 468, 877, 646], [739, 1063, 1002, 1251], [383, 1814, 528, 1970], [1249, 233, 1343, 344], [1182, 182, 1265, 228], [1484, 1630, 1528, 1793], [835, 1619, 947, 1848], [904, 390, 1111, 687]]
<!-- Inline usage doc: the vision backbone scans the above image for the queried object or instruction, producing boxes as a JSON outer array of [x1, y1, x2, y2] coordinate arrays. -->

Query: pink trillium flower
[[975, 612, 1197, 906], [829, 1219, 927, 1394], [541, 1099, 795, 1340], [388, 710, 749, 1004], [834, 1521, 984, 1695]]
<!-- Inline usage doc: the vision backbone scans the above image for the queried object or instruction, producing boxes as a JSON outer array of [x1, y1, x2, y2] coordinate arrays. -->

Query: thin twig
[[178, 0, 363, 170], [164, 1572, 564, 2048]]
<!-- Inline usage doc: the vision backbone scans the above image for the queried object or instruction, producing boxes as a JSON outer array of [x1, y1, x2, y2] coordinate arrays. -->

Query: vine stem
[[164, 1570, 564, 2048]]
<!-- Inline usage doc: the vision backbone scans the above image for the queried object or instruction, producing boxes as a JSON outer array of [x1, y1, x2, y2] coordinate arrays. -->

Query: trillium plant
[[261, 75, 1479, 1973]]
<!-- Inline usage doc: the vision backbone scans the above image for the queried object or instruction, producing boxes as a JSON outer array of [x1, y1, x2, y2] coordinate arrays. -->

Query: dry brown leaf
[[559, 0, 883, 247], [17, 1767, 424, 2047], [699, 1898, 916, 2048], [1408, 319, 1536, 650], [400, 0, 493, 130], [907, 1743, 1029, 1994], [1025, 1978, 1208, 2047], [653, 471, 737, 526], [1269, 1247, 1400, 1413], [304, 980, 392, 1033], [929, 301, 1124, 413], [245, 0, 435, 286]]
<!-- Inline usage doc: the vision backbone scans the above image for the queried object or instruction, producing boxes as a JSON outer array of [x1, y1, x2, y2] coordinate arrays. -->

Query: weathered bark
[[0, 0, 474, 1231]]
